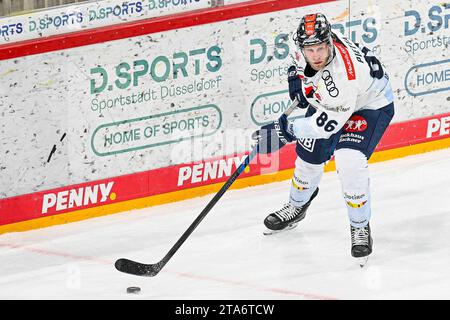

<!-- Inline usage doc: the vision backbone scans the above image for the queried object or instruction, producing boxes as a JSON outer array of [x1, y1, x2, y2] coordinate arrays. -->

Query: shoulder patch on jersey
[[334, 41, 356, 81]]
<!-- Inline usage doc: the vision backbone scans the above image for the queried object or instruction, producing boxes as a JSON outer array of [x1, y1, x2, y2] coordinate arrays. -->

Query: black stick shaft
[[115, 100, 301, 276], [155, 99, 300, 271]]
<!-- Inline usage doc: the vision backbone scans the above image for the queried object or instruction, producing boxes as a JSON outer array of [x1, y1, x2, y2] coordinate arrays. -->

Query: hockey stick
[[115, 99, 301, 277]]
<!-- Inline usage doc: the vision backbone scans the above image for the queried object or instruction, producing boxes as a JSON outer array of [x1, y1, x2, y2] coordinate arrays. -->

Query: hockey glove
[[287, 65, 309, 109], [252, 114, 296, 154]]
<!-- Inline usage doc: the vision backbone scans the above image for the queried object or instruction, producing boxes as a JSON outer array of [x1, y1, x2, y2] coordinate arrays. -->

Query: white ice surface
[[0, 148, 449, 300]]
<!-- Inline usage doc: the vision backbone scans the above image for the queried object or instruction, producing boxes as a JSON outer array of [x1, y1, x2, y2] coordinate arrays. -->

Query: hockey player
[[252, 13, 395, 262]]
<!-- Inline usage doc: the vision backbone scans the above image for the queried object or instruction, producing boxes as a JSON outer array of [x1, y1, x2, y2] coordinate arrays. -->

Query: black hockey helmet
[[294, 13, 332, 48]]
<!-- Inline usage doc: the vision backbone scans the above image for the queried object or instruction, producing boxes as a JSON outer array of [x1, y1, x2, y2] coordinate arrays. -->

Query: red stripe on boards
[[0, 0, 335, 60]]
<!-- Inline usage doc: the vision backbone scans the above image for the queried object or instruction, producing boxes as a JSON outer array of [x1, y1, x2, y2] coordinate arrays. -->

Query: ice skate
[[263, 188, 318, 235], [350, 223, 373, 267]]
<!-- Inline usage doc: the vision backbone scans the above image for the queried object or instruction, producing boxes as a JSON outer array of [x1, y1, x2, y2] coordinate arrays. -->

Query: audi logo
[[321, 70, 339, 97]]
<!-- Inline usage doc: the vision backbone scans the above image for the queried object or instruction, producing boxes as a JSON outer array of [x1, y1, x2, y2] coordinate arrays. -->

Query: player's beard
[[310, 60, 327, 71], [303, 45, 334, 71]]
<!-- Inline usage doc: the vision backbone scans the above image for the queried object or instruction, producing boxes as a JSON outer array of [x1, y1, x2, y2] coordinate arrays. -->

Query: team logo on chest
[[321, 70, 339, 97], [304, 81, 317, 99], [314, 91, 322, 102]]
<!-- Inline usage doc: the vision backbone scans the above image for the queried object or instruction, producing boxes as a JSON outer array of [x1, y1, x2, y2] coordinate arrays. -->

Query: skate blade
[[263, 223, 299, 235], [357, 256, 369, 268]]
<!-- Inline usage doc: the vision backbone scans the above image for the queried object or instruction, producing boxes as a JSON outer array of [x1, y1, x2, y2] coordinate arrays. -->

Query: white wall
[[1, 0, 449, 198]]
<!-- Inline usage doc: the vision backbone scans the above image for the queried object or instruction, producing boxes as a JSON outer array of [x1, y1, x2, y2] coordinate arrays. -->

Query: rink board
[[1, 0, 450, 233], [0, 0, 214, 45], [1, 115, 450, 234]]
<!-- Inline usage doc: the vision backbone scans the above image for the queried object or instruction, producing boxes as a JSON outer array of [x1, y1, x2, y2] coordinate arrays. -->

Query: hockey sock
[[335, 148, 371, 228], [289, 157, 323, 207]]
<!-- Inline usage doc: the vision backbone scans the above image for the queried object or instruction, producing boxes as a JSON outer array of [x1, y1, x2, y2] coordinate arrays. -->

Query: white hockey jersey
[[291, 32, 394, 140]]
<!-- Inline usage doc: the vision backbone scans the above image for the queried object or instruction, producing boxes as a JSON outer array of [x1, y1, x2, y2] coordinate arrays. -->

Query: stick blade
[[115, 258, 160, 277]]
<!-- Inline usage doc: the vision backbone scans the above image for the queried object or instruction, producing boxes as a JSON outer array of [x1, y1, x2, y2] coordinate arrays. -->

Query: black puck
[[127, 286, 141, 294]]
